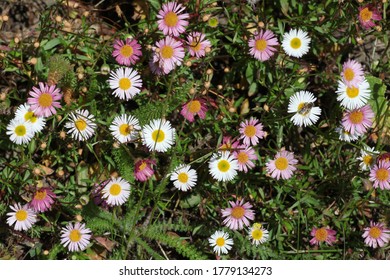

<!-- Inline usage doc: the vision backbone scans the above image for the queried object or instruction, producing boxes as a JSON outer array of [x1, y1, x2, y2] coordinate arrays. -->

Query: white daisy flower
[[14, 103, 46, 134], [64, 109, 97, 141], [248, 223, 269, 246], [142, 119, 175, 153], [335, 126, 361, 142], [6, 118, 34, 145], [282, 29, 311, 58], [101, 177, 131, 206], [357, 146, 379, 171], [6, 203, 37, 231], [288, 91, 321, 127], [60, 222, 92, 252], [208, 230, 234, 256], [209, 152, 239, 182], [108, 67, 142, 100], [109, 114, 141, 143], [170, 164, 197, 191], [336, 79, 371, 110]]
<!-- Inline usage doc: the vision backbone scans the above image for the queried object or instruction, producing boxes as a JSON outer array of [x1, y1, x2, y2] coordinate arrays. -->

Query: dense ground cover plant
[[0, 0, 389, 260]]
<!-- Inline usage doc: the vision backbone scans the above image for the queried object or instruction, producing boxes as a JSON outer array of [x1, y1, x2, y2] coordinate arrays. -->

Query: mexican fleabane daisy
[[170, 164, 197, 191], [266, 150, 298, 180], [108, 67, 142, 100], [248, 223, 269, 246], [101, 177, 131, 206], [233, 145, 258, 173], [357, 146, 379, 171], [142, 119, 175, 153], [309, 227, 337, 246], [281, 29, 311, 58], [180, 98, 208, 122], [91, 180, 110, 210], [6, 118, 34, 145], [336, 79, 370, 110], [27, 82, 62, 117], [219, 136, 239, 153], [109, 114, 140, 143], [153, 36, 185, 74], [335, 126, 361, 142], [362, 221, 390, 248], [358, 4, 382, 30], [149, 58, 164, 76], [6, 203, 37, 231], [208, 230, 234, 256], [208, 152, 239, 182], [341, 59, 364, 88], [15, 103, 46, 134], [341, 104, 374, 135], [134, 158, 156, 182], [288, 91, 321, 127], [248, 29, 279, 61], [157, 2, 189, 37], [186, 32, 211, 58], [112, 38, 142, 66], [369, 160, 390, 190], [64, 109, 97, 141], [29, 187, 56, 213], [221, 199, 255, 230], [238, 117, 265, 146], [60, 222, 92, 252]]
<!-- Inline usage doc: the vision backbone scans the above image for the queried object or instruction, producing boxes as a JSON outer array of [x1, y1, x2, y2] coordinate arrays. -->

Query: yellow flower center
[[161, 45, 174, 59], [369, 226, 381, 239], [34, 190, 47, 201], [119, 124, 133, 136], [38, 93, 53, 107], [244, 125, 256, 137], [152, 129, 165, 143], [120, 45, 133, 58], [314, 227, 328, 242], [360, 7, 373, 22], [237, 151, 249, 164], [274, 157, 288, 171], [15, 125, 27, 136], [138, 161, 147, 171], [15, 209, 28, 221], [119, 77, 131, 90], [164, 11, 179, 27], [24, 111, 37, 123], [344, 68, 355, 82], [190, 37, 202, 52], [290, 38, 301, 49], [346, 86, 359, 98], [177, 172, 189, 183], [75, 119, 87, 131], [376, 168, 389, 181], [109, 183, 122, 196], [216, 237, 225, 247], [69, 229, 82, 242], [363, 155, 373, 166], [255, 39, 267, 51], [187, 100, 201, 113], [231, 206, 245, 219], [251, 229, 263, 240], [348, 111, 364, 124], [217, 159, 230, 172]]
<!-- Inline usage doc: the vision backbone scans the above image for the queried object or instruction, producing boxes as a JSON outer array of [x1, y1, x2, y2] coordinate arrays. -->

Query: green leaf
[[42, 38, 61, 51]]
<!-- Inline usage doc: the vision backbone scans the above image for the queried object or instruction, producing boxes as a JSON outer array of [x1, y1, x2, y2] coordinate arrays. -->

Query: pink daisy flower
[[153, 36, 185, 74], [149, 58, 164, 76], [112, 38, 142, 66], [248, 29, 279, 61], [266, 150, 298, 180], [342, 104, 374, 135], [186, 32, 212, 58], [134, 158, 156, 182], [180, 98, 208, 122], [60, 222, 92, 252], [219, 136, 239, 153], [27, 82, 62, 117], [341, 59, 364, 88], [221, 199, 255, 230], [369, 160, 390, 190], [29, 187, 56, 213], [362, 221, 390, 248], [157, 2, 189, 37], [233, 145, 258, 173], [358, 4, 382, 30], [239, 117, 265, 146], [309, 227, 337, 246]]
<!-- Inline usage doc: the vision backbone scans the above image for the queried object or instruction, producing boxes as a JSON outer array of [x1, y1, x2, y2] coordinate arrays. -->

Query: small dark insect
[[297, 102, 314, 115], [377, 152, 390, 164]]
